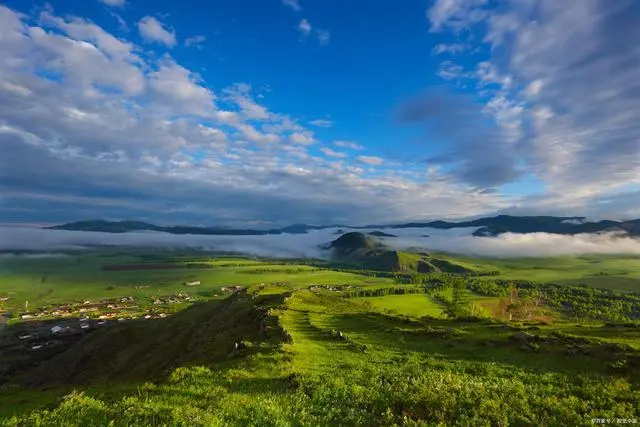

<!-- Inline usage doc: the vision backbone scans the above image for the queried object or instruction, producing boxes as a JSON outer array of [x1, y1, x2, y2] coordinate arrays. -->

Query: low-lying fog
[[2, 226, 640, 259]]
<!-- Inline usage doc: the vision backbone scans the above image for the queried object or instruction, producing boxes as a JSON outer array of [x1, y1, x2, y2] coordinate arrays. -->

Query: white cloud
[[437, 61, 467, 80], [298, 19, 312, 37], [475, 61, 512, 89], [149, 60, 215, 116], [425, 0, 640, 214], [138, 16, 176, 47], [290, 131, 316, 145], [184, 34, 206, 49], [110, 12, 128, 30], [224, 85, 271, 120], [236, 124, 280, 144], [3, 3, 638, 229], [484, 12, 520, 47], [214, 110, 240, 125], [296, 19, 329, 46], [320, 147, 347, 158], [39, 11, 136, 59], [427, 0, 488, 32], [334, 140, 364, 150], [357, 155, 383, 165], [523, 79, 543, 98], [432, 43, 466, 55], [262, 116, 304, 133], [0, 3, 513, 229], [26, 17, 145, 95], [98, 0, 126, 7], [309, 119, 332, 128], [316, 29, 330, 46], [282, 0, 302, 12]]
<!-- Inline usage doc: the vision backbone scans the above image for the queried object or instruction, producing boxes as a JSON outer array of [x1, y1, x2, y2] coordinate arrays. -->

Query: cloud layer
[[0, 4, 510, 227], [0, 2, 639, 228], [422, 0, 640, 216], [2, 226, 640, 259], [138, 16, 176, 47]]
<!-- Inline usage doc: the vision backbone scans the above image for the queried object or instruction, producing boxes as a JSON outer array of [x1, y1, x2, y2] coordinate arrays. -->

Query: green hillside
[[7, 292, 283, 387], [2, 283, 639, 426], [2, 250, 640, 425], [326, 232, 477, 274]]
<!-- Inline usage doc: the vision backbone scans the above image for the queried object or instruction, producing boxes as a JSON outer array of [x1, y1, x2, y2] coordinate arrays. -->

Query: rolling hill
[[324, 232, 476, 274]]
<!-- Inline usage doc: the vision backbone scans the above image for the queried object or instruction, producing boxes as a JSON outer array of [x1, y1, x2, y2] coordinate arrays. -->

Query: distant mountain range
[[47, 215, 640, 237], [46, 220, 281, 235], [382, 215, 640, 237]]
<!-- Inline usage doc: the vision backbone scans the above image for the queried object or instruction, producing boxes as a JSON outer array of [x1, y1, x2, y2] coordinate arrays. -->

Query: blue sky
[[0, 0, 639, 227]]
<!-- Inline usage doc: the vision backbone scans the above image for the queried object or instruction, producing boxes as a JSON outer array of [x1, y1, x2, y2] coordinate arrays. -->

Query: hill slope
[[327, 232, 381, 255], [9, 293, 285, 387], [325, 232, 475, 274]]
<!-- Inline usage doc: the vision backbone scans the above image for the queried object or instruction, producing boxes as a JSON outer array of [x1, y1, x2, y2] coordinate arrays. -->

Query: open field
[[2, 251, 639, 314], [0, 252, 394, 313], [432, 252, 640, 291], [1, 249, 639, 425], [354, 293, 446, 318]]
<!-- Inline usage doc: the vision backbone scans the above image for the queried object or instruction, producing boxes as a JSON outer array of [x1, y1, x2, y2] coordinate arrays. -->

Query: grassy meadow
[[0, 251, 393, 313], [0, 249, 639, 425], [354, 293, 446, 318], [434, 252, 640, 291]]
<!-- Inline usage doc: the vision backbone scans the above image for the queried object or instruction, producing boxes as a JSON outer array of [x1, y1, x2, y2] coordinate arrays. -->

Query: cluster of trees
[[467, 279, 640, 322], [184, 263, 214, 269], [245, 268, 320, 274], [313, 262, 501, 282], [341, 286, 429, 299], [338, 273, 639, 323], [473, 270, 501, 277]]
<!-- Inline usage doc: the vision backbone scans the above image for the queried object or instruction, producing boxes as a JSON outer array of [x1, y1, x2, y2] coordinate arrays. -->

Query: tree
[[499, 283, 518, 320], [499, 286, 544, 321], [447, 279, 472, 318]]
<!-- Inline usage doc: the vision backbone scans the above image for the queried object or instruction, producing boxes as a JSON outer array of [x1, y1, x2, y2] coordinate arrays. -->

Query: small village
[[0, 284, 254, 359], [0, 293, 199, 357], [15, 293, 197, 323], [308, 284, 357, 293]]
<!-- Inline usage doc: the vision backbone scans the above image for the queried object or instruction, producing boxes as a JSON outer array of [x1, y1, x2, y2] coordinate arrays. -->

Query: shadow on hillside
[[0, 292, 289, 388]]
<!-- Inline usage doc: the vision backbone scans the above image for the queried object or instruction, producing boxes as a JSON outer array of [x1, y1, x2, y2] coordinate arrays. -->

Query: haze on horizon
[[3, 225, 640, 259], [0, 0, 639, 227]]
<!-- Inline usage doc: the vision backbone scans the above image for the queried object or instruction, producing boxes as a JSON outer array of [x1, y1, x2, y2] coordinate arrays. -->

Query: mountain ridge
[[47, 215, 640, 237]]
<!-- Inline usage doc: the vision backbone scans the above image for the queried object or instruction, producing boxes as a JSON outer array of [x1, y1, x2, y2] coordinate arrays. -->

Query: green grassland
[[2, 251, 638, 314], [354, 293, 446, 318], [0, 249, 639, 425], [0, 252, 394, 313], [433, 252, 640, 291], [1, 287, 638, 426]]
